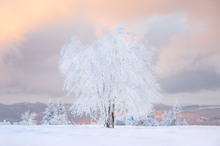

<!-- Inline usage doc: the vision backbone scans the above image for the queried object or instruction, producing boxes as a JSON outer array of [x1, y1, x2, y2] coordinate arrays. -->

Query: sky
[[0, 0, 219, 105]]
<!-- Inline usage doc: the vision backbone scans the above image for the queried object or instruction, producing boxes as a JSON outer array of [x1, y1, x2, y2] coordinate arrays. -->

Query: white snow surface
[[0, 125, 219, 146]]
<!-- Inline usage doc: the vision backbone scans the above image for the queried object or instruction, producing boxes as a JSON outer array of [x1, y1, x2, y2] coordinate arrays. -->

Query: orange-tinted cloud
[[0, 0, 74, 44], [1, 0, 219, 44], [0, 0, 219, 104]]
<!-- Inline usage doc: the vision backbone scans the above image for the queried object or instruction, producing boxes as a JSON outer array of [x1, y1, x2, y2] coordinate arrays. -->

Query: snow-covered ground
[[0, 125, 219, 146]]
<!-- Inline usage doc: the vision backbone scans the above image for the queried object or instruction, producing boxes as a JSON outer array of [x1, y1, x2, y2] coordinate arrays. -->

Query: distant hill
[[0, 102, 46, 123], [0, 102, 90, 124], [0, 103, 219, 125], [155, 104, 220, 125]]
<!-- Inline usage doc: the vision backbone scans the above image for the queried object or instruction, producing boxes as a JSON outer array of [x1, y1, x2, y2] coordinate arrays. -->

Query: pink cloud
[[0, 0, 219, 104]]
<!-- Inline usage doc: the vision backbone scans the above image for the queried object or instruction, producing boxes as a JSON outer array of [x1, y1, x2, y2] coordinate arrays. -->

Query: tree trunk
[[105, 104, 115, 128], [112, 104, 115, 128]]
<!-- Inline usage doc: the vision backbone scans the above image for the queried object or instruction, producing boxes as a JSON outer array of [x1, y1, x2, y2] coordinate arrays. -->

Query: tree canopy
[[59, 27, 161, 127]]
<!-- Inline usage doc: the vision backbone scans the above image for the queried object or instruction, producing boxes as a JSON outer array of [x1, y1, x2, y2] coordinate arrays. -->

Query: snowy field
[[0, 125, 219, 146]]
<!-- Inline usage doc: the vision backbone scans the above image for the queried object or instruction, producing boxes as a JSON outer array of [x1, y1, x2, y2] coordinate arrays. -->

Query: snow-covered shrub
[[13, 122, 19, 125], [115, 116, 136, 126], [42, 98, 69, 125], [144, 113, 159, 126], [115, 113, 159, 126], [125, 116, 137, 126], [115, 117, 126, 125], [19, 111, 37, 125], [161, 101, 188, 126], [0, 120, 11, 125]]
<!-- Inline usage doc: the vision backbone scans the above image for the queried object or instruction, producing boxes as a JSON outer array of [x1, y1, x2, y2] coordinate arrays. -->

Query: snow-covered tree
[[161, 109, 176, 126], [51, 98, 69, 125], [42, 98, 69, 125], [41, 100, 55, 125], [160, 101, 188, 126], [19, 111, 37, 125], [144, 112, 159, 126], [59, 26, 161, 128], [160, 111, 168, 126]]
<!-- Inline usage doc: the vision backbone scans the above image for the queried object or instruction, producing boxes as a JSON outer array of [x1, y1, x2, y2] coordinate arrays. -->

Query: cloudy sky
[[0, 0, 219, 105]]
